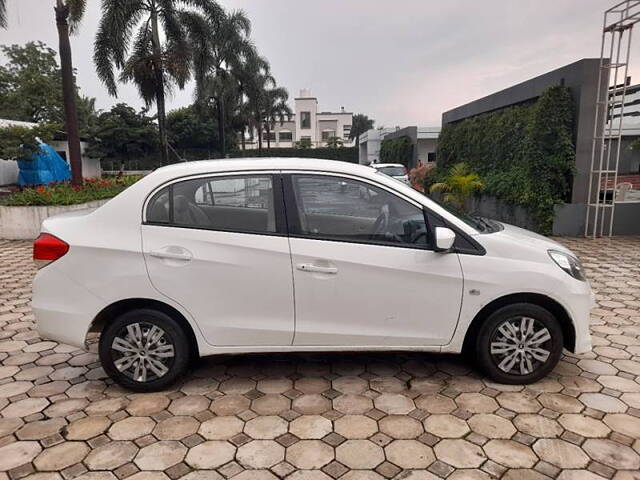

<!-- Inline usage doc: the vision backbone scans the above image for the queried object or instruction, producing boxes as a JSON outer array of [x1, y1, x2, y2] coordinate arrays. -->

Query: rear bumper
[[32, 264, 105, 349]]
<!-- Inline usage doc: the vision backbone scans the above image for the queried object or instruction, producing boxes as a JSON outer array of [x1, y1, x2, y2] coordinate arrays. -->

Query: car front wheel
[[475, 303, 564, 385], [99, 308, 190, 392]]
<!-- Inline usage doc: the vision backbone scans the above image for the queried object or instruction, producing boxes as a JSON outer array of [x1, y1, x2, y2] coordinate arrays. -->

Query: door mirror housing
[[434, 227, 456, 252]]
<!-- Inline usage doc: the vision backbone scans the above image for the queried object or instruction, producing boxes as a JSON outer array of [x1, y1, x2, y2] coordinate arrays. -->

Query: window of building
[[279, 131, 292, 142], [291, 175, 429, 248], [427, 152, 436, 163], [343, 125, 351, 137], [321, 130, 336, 141], [146, 175, 276, 233], [264, 131, 276, 141], [300, 112, 311, 129]]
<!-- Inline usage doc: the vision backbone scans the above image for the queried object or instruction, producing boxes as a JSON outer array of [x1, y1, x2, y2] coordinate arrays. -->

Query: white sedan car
[[32, 159, 593, 391], [370, 163, 410, 184]]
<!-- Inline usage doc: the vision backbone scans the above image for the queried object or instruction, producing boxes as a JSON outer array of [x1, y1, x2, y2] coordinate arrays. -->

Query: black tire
[[99, 308, 191, 392], [475, 303, 563, 385]]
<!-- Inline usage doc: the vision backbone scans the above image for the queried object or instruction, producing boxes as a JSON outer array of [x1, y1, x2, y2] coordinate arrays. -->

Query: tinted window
[[146, 175, 276, 233], [291, 175, 429, 247]]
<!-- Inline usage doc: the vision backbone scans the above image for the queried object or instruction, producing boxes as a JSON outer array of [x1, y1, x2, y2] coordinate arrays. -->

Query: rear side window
[[146, 175, 277, 234]]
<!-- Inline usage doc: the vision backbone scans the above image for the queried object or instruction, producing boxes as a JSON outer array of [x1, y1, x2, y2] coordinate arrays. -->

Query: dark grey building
[[442, 58, 640, 236]]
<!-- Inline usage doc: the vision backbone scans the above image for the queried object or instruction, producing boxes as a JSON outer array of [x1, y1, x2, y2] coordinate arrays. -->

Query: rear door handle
[[296, 263, 338, 274], [149, 249, 192, 261]]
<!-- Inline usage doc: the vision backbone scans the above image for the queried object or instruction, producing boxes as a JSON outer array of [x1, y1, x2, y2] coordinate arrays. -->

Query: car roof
[[151, 157, 375, 179]]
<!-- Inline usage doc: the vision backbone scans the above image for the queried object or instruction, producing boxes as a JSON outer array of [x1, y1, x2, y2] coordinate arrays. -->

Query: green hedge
[[380, 136, 413, 167], [437, 85, 575, 233], [230, 147, 358, 163]]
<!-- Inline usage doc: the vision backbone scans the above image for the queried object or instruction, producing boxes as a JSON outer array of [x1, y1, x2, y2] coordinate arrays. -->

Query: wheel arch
[[88, 298, 200, 361], [462, 292, 576, 354]]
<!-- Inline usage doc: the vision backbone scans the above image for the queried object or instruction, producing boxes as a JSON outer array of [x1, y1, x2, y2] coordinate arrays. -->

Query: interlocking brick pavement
[[0, 236, 639, 479]]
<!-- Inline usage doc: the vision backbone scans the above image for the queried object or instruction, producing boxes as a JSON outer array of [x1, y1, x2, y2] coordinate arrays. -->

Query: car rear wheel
[[99, 308, 190, 392], [475, 303, 563, 384]]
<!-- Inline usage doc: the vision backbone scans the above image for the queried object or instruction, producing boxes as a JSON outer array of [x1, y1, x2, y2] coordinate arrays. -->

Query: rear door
[[141, 172, 295, 346], [284, 173, 464, 346]]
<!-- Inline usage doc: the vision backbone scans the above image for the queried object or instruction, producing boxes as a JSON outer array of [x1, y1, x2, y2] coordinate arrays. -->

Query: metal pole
[[609, 25, 634, 235], [585, 12, 609, 237]]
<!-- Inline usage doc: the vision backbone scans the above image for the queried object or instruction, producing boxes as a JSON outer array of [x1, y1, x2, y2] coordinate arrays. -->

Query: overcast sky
[[1, 0, 634, 127]]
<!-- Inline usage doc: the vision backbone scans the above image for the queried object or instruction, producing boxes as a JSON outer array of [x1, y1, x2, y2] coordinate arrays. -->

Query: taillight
[[33, 233, 69, 268]]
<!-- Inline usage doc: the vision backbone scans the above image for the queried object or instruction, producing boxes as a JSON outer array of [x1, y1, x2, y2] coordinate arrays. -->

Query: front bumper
[[566, 286, 595, 355]]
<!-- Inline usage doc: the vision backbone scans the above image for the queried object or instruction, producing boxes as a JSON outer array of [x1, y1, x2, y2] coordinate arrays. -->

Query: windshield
[[427, 194, 502, 233], [377, 166, 406, 177]]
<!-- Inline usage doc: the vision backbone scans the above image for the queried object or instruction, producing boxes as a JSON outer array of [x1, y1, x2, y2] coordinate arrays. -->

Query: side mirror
[[434, 227, 456, 252]]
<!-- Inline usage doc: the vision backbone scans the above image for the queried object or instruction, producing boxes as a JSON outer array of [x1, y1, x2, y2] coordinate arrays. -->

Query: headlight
[[548, 250, 586, 281]]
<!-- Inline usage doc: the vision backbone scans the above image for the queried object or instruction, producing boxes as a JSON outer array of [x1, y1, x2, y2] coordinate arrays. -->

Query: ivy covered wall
[[380, 136, 413, 167], [437, 85, 576, 233]]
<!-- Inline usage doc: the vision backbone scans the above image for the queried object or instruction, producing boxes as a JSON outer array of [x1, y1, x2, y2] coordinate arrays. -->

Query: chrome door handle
[[149, 249, 192, 261], [296, 263, 338, 274]]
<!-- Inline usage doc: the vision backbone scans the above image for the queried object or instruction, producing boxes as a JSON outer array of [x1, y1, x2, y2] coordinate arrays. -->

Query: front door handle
[[296, 263, 338, 274], [149, 248, 192, 262]]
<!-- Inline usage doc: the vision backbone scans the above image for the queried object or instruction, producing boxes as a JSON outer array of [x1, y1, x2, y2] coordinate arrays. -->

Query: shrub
[[380, 136, 413, 166], [0, 176, 141, 206], [408, 162, 436, 192], [0, 124, 61, 161], [437, 85, 575, 233], [430, 162, 483, 212]]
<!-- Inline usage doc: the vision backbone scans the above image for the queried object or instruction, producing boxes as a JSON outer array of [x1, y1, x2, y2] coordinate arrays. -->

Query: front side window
[[291, 175, 429, 248], [146, 175, 276, 233], [321, 130, 336, 141]]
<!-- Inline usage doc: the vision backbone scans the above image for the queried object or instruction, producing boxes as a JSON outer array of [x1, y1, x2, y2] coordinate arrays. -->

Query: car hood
[[482, 222, 574, 256]]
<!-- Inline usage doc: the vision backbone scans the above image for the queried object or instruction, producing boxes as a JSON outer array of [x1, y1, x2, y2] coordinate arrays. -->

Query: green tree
[[94, 0, 221, 165], [0, 42, 64, 123], [430, 162, 483, 212], [184, 8, 256, 157], [167, 104, 219, 158], [0, 124, 61, 161], [349, 113, 374, 147], [86, 104, 159, 169], [263, 86, 291, 149], [326, 136, 344, 149]]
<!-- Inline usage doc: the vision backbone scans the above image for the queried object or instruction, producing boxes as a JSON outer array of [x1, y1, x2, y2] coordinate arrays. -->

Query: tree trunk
[[217, 96, 226, 158], [55, 1, 82, 185], [266, 124, 271, 149], [150, 9, 169, 166], [241, 126, 246, 150], [257, 124, 263, 153]]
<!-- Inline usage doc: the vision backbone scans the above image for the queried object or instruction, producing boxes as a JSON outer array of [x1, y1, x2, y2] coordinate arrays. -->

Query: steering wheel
[[369, 205, 404, 243]]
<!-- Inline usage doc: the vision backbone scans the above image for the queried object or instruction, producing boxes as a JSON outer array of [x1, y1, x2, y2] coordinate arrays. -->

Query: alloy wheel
[[111, 322, 176, 383], [489, 316, 553, 376]]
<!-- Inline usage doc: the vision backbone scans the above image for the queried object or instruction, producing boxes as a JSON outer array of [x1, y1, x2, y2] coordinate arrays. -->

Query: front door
[[285, 173, 463, 346], [141, 173, 294, 346]]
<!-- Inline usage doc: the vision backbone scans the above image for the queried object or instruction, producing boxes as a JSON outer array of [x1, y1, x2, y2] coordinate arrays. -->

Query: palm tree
[[262, 86, 291, 149], [0, 0, 7, 29], [349, 113, 374, 148], [55, 0, 86, 185], [430, 162, 483, 212], [94, 0, 221, 165], [184, 8, 253, 157]]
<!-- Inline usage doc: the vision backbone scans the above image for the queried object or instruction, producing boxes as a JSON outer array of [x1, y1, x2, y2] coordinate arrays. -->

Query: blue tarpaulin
[[17, 142, 71, 186]]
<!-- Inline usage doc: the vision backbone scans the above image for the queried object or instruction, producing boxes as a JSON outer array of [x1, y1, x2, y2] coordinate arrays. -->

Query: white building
[[359, 126, 441, 169], [245, 89, 353, 149]]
